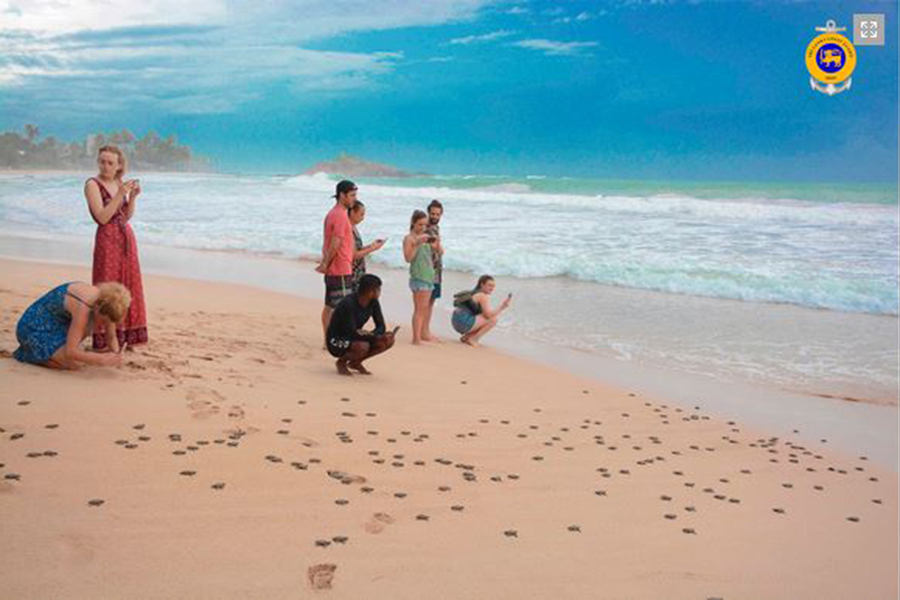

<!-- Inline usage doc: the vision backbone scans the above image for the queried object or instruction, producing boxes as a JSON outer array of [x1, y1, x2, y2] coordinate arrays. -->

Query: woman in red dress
[[84, 145, 148, 349]]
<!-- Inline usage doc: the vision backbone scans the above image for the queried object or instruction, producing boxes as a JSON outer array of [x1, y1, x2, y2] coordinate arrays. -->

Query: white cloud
[[0, 0, 226, 34], [449, 29, 515, 45], [512, 38, 598, 56], [0, 0, 497, 113]]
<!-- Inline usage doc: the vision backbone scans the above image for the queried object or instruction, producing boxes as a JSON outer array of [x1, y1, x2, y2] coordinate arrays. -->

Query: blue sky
[[1, 0, 897, 181]]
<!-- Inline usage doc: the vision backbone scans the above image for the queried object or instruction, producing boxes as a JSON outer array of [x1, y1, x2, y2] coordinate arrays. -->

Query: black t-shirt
[[327, 293, 386, 341]]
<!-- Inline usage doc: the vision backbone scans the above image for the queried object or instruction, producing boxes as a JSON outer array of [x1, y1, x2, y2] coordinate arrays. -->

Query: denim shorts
[[409, 278, 434, 292], [452, 308, 477, 334]]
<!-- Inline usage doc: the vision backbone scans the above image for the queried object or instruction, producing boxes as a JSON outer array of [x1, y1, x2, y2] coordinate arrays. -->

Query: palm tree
[[24, 124, 39, 143]]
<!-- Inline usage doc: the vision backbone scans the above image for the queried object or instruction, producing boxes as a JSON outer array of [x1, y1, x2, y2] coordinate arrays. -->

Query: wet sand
[[0, 258, 897, 599]]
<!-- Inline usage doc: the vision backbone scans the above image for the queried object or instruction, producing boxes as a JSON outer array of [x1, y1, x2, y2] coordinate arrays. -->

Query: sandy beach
[[0, 257, 896, 599]]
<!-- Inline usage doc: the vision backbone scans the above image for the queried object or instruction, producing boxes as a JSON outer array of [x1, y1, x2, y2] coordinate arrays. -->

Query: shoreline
[[0, 233, 897, 472], [0, 257, 896, 599]]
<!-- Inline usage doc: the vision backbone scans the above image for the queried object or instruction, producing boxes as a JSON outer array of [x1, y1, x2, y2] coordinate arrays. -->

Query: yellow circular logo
[[806, 33, 856, 83]]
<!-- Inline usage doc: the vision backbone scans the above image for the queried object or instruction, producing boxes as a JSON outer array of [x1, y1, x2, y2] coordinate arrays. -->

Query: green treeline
[[0, 125, 210, 172]]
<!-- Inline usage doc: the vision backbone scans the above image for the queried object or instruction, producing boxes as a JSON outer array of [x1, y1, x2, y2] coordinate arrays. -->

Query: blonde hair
[[97, 145, 127, 181], [95, 282, 132, 324], [410, 209, 427, 231]]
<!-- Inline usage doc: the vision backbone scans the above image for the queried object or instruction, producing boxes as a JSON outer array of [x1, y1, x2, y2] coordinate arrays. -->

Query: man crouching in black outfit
[[326, 274, 397, 375]]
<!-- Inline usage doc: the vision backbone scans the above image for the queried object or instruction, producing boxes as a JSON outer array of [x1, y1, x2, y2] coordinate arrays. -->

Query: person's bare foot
[[348, 362, 372, 375], [423, 335, 443, 344], [335, 359, 353, 376], [460, 335, 478, 347]]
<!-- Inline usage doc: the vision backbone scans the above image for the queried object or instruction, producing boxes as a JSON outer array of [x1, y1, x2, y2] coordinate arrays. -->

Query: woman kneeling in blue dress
[[13, 281, 132, 369]]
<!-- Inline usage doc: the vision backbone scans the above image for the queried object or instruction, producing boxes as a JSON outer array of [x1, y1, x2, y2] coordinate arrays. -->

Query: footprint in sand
[[308, 564, 337, 590], [364, 512, 395, 534], [57, 533, 96, 566]]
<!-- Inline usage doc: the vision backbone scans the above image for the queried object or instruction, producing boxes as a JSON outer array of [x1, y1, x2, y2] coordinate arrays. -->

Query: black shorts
[[324, 275, 352, 308], [326, 337, 352, 358]]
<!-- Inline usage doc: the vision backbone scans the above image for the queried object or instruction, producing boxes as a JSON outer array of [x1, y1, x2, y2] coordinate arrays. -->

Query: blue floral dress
[[13, 283, 92, 365]]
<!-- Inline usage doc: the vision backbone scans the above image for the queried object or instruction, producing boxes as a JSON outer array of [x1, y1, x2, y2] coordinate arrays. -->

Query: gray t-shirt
[[426, 222, 442, 283]]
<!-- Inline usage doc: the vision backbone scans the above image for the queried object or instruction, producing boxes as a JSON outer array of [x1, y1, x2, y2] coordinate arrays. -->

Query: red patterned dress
[[88, 177, 148, 349]]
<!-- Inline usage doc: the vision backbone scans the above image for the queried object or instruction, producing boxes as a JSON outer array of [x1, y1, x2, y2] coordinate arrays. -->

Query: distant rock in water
[[303, 153, 423, 178]]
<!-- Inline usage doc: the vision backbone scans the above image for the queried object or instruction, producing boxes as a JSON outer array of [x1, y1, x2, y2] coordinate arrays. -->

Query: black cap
[[334, 180, 358, 198]]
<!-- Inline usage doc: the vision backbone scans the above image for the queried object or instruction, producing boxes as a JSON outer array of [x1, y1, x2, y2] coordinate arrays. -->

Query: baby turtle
[[594, 490, 607, 497], [415, 514, 430, 521], [124, 443, 138, 449], [393, 493, 407, 499], [682, 527, 697, 535], [503, 530, 518, 538], [315, 539, 331, 548], [265, 455, 282, 463], [567, 525, 581, 533], [179, 470, 197, 477], [277, 430, 290, 435], [684, 506, 696, 512], [772, 508, 785, 514], [9, 433, 24, 441], [335, 498, 349, 505], [659, 495, 672, 502], [332, 536, 348, 544], [451, 505, 465, 512], [132, 424, 146, 430], [44, 423, 59, 429], [438, 486, 451, 492], [43, 450, 58, 457], [87, 498, 105, 507], [360, 486, 374, 494], [4, 473, 21, 481], [846, 516, 860, 523], [664, 514, 677, 520], [211, 482, 226, 490]]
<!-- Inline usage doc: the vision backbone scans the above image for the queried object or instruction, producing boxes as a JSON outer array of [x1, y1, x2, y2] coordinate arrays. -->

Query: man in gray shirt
[[423, 199, 444, 342]]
